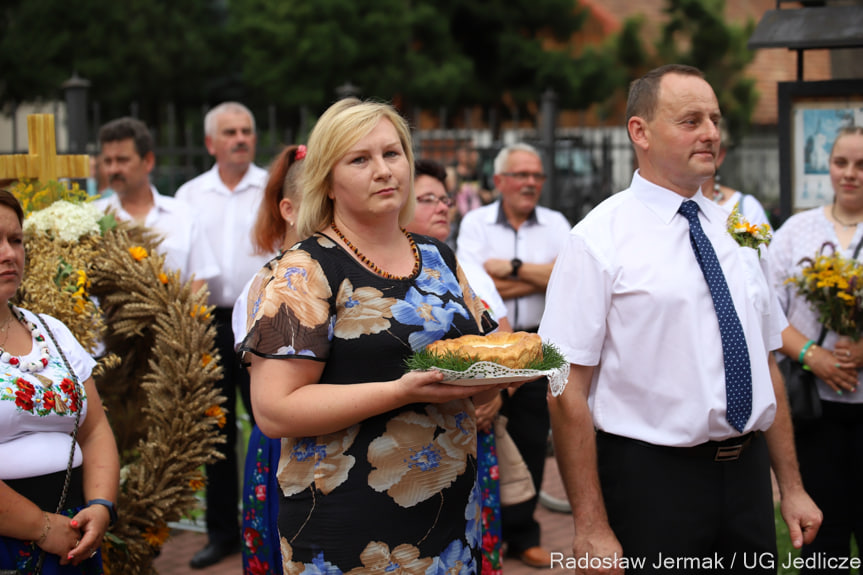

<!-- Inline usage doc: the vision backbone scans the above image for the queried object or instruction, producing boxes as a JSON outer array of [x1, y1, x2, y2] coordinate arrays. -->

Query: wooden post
[[0, 114, 90, 183]]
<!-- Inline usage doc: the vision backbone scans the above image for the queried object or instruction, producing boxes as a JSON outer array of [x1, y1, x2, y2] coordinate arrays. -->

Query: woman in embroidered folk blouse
[[769, 126, 863, 568], [0, 190, 120, 574], [239, 99, 503, 573]]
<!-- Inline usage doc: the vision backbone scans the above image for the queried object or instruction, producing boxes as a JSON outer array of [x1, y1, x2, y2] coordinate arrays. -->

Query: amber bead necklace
[[330, 221, 420, 280]]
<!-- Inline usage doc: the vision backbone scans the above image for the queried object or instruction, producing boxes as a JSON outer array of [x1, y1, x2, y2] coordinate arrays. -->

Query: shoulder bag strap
[[15, 313, 82, 575], [854, 234, 863, 260], [816, 326, 828, 346], [33, 314, 82, 513]]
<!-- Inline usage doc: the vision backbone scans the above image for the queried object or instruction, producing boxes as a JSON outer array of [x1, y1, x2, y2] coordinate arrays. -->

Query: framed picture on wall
[[778, 80, 863, 221]]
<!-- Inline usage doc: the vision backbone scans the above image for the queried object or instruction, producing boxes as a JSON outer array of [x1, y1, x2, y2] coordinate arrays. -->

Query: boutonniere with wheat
[[727, 206, 771, 257]]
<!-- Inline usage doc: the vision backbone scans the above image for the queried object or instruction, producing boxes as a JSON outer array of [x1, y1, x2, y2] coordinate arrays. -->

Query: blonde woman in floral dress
[[240, 99, 502, 574], [768, 126, 863, 569]]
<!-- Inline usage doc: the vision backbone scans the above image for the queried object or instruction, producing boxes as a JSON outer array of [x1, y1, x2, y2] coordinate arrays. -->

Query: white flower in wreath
[[24, 200, 104, 242]]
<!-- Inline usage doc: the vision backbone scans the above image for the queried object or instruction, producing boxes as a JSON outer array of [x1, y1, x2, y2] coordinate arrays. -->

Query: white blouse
[[768, 206, 863, 404], [0, 308, 96, 479], [717, 190, 771, 229]]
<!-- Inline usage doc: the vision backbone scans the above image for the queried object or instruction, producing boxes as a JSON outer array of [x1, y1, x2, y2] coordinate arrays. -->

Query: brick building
[[567, 0, 839, 128]]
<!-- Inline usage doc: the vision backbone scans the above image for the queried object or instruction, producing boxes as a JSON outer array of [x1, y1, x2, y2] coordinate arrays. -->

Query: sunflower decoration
[[10, 179, 226, 574], [785, 241, 863, 340]]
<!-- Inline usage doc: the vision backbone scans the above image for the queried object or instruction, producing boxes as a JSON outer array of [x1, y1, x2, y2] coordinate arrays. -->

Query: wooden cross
[[0, 114, 90, 183]]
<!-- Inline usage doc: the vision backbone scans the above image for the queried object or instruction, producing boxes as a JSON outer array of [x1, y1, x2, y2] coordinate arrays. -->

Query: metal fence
[[413, 127, 633, 225], [412, 127, 781, 227], [2, 98, 780, 227]]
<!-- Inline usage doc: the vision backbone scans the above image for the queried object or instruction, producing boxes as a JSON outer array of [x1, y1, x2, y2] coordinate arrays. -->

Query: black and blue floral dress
[[240, 232, 496, 575]]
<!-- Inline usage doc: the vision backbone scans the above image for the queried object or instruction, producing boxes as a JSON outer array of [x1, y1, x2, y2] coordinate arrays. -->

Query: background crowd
[[3, 60, 862, 575]]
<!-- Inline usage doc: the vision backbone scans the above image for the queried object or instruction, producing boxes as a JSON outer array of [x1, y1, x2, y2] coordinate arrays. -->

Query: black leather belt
[[597, 430, 759, 462]]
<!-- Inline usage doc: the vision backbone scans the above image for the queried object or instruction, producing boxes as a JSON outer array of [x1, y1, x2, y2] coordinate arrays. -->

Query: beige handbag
[[494, 415, 536, 506]]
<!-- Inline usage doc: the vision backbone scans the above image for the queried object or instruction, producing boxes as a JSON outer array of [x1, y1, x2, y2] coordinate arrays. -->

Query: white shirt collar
[[101, 185, 175, 216], [201, 163, 267, 194], [630, 170, 719, 226]]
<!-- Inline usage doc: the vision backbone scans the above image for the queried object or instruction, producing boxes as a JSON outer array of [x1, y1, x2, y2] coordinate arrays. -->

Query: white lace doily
[[434, 361, 570, 396]]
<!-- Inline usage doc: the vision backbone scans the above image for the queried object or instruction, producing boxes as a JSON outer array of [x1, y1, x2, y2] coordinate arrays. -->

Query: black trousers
[[501, 378, 549, 553], [204, 307, 254, 546], [596, 431, 776, 574], [795, 401, 863, 574]]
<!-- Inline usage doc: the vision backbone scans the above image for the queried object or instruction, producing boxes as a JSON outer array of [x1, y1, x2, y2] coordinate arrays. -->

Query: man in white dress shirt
[[457, 143, 571, 568], [175, 102, 273, 569], [539, 64, 821, 574], [95, 117, 218, 289]]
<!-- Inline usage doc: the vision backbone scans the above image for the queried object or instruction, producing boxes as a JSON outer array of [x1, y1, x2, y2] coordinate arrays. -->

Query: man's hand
[[780, 488, 822, 549], [475, 392, 503, 432], [484, 258, 515, 279], [572, 522, 624, 575]]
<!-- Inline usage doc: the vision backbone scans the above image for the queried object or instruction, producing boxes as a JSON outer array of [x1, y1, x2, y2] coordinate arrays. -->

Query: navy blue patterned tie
[[679, 200, 752, 432]]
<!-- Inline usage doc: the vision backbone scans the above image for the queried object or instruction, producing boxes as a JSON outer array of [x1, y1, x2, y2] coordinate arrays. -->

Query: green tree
[[0, 0, 80, 104], [2, 0, 623, 135], [611, 0, 758, 141], [227, 0, 620, 128], [448, 0, 619, 114], [226, 0, 424, 109], [0, 0, 227, 127]]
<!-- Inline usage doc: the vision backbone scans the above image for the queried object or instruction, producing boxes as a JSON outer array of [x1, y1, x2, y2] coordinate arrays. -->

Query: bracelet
[[802, 343, 818, 371], [87, 498, 118, 527], [35, 511, 50, 546], [799, 340, 815, 364]]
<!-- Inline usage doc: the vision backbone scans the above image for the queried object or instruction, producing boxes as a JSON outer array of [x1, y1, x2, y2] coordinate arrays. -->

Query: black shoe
[[189, 541, 241, 569]]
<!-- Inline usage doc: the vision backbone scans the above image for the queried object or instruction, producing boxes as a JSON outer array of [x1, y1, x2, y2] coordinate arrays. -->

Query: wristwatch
[[87, 499, 118, 527], [510, 258, 523, 277]]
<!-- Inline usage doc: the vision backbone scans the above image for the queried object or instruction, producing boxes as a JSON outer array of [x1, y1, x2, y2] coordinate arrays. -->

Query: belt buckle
[[714, 444, 743, 462]]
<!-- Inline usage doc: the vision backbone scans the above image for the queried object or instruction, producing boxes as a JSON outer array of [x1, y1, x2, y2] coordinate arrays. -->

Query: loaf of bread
[[424, 331, 543, 370]]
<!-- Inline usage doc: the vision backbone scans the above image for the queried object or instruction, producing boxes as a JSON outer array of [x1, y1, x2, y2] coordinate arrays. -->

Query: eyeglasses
[[501, 171, 547, 183], [416, 194, 455, 207]]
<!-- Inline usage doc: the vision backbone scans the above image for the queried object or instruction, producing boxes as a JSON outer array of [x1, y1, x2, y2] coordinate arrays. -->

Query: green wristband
[[799, 340, 815, 365]]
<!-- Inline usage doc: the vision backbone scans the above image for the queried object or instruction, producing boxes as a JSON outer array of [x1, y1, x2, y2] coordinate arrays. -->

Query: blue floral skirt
[[478, 429, 502, 575], [241, 424, 283, 575]]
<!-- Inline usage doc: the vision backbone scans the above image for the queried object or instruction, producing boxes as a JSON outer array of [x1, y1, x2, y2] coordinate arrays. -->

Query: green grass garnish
[[405, 349, 480, 372], [404, 341, 566, 373], [533, 342, 566, 371]]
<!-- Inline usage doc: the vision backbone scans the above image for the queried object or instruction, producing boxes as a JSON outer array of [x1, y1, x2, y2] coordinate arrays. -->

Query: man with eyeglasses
[[456, 142, 571, 569]]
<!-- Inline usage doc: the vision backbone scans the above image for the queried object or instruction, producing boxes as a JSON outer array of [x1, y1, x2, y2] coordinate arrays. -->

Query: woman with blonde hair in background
[[240, 98, 504, 572], [769, 125, 863, 570]]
